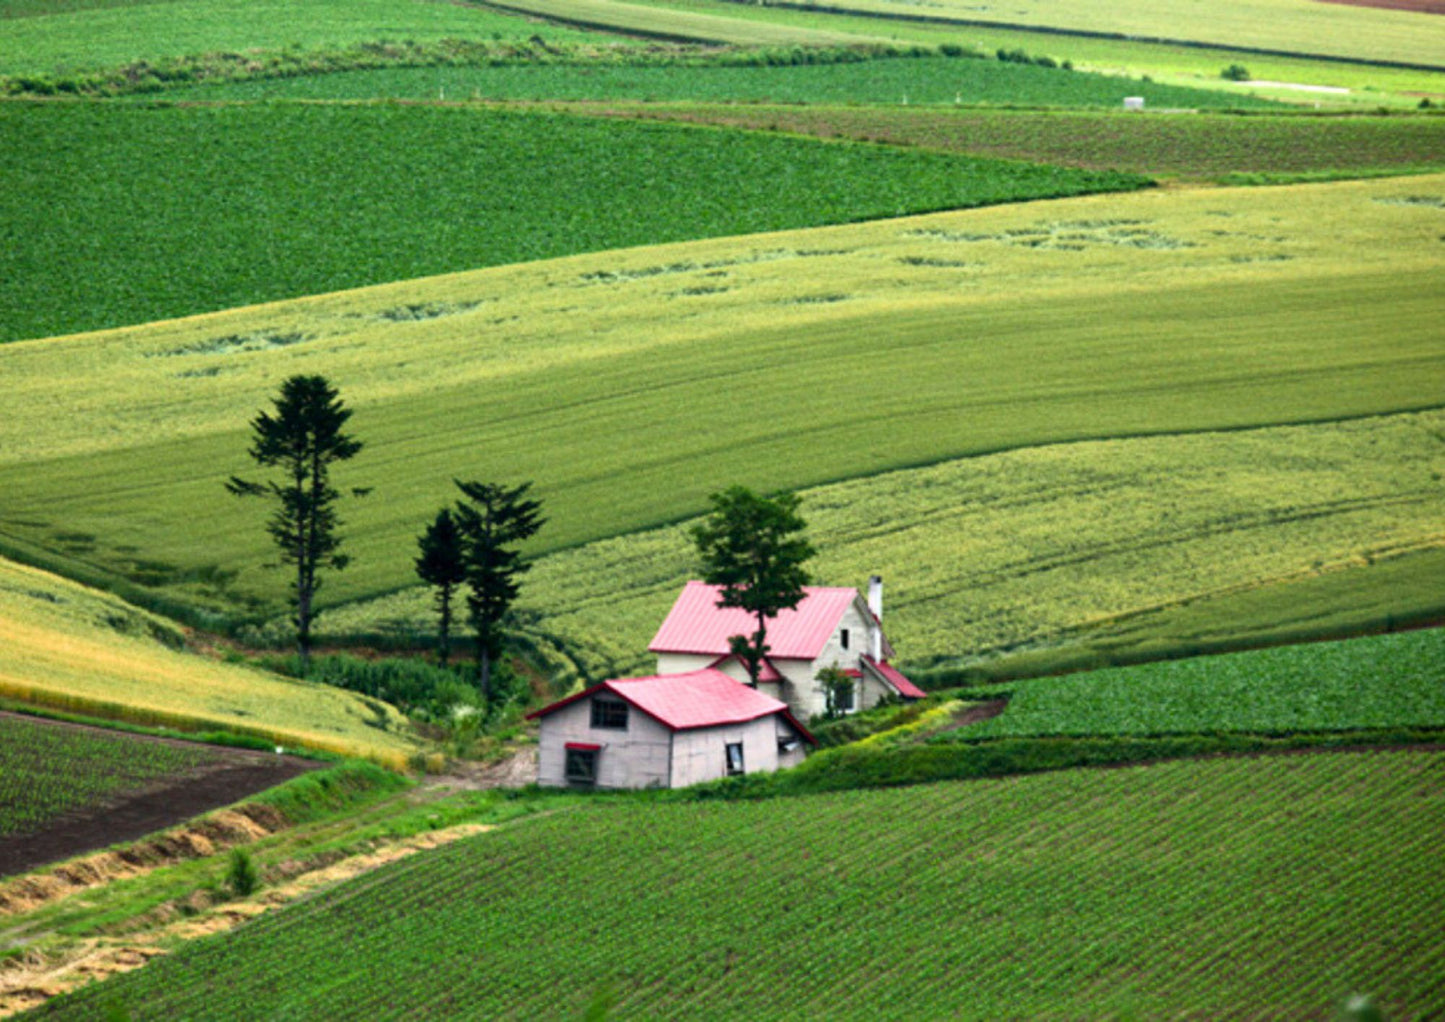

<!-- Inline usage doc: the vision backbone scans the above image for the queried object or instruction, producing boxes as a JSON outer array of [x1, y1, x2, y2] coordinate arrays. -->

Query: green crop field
[[681, 0, 1445, 67], [32, 749, 1445, 1018], [945, 627, 1445, 739], [327, 409, 1445, 679], [0, 0, 612, 76], [1, 174, 1441, 633], [0, 714, 225, 839], [600, 0, 1445, 105], [609, 104, 1445, 181], [167, 53, 1278, 109], [0, 557, 424, 766], [0, 100, 1143, 343]]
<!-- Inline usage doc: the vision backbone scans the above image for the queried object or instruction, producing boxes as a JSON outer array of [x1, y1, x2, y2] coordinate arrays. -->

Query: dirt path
[[422, 745, 537, 793]]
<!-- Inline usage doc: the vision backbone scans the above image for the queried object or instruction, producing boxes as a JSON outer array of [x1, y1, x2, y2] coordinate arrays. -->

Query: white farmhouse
[[528, 668, 814, 789], [648, 576, 924, 721]]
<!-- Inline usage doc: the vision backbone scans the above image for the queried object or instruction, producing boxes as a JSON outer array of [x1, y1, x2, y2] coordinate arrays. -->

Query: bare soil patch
[[936, 698, 1011, 735], [1316, 0, 1445, 12], [0, 712, 320, 880]]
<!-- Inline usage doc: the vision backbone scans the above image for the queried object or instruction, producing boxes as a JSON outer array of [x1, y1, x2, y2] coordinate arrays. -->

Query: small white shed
[[528, 668, 814, 790]]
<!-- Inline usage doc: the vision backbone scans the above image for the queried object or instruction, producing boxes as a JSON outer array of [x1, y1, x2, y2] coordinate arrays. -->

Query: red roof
[[649, 582, 862, 660], [863, 656, 926, 700], [528, 668, 816, 743]]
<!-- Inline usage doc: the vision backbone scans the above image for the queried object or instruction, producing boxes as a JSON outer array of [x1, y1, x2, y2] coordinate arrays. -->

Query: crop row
[[165, 54, 1278, 109], [36, 749, 1445, 1018], [627, 104, 1445, 180], [936, 626, 1445, 739], [0, 714, 223, 839], [0, 101, 1147, 343]]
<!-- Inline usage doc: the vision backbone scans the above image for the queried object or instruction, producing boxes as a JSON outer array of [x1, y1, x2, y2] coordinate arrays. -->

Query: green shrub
[[1222, 64, 1252, 81], [226, 847, 260, 898]]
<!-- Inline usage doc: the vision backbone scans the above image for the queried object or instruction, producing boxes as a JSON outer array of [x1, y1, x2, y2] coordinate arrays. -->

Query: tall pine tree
[[226, 375, 363, 672], [415, 508, 466, 666], [454, 480, 545, 703]]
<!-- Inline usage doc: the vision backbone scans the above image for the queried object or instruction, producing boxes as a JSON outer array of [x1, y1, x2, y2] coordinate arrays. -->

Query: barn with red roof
[[649, 576, 923, 722], [529, 576, 921, 789], [527, 669, 814, 789]]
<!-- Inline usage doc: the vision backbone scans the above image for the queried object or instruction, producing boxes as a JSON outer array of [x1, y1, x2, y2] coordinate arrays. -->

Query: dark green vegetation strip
[[167, 54, 1275, 109], [33, 750, 1445, 1018], [611, 104, 1445, 179], [935, 627, 1445, 737], [0, 101, 1146, 342], [0, 714, 224, 838]]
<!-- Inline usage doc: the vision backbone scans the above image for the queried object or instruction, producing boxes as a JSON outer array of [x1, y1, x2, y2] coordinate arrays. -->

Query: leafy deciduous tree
[[691, 485, 815, 688], [454, 479, 545, 703], [415, 507, 466, 666], [226, 374, 363, 672]]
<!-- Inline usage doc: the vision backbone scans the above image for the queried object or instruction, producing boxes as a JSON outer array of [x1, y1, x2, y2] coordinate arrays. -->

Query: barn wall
[[669, 716, 781, 788], [536, 696, 672, 790]]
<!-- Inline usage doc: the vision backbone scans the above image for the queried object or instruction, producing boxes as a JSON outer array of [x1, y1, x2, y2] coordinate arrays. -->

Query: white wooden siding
[[536, 696, 672, 789]]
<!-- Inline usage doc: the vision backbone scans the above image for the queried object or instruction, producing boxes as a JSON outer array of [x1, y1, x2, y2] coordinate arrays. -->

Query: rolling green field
[[31, 749, 1445, 1018], [693, 0, 1445, 67], [0, 557, 424, 766], [610, 104, 1445, 181], [605, 0, 1445, 104], [948, 627, 1445, 738], [328, 409, 1445, 677], [0, 100, 1144, 343], [167, 53, 1279, 109], [0, 0, 612, 76], [0, 714, 226, 839], [2, 174, 1441, 632]]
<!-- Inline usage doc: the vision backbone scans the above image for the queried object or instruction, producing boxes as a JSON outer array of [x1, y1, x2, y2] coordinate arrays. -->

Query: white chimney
[[868, 575, 883, 661]]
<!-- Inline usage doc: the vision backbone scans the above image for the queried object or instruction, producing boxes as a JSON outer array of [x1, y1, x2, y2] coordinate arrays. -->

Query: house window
[[840, 628, 850, 650], [591, 697, 628, 730], [725, 742, 745, 776], [836, 681, 855, 713], [565, 748, 598, 785]]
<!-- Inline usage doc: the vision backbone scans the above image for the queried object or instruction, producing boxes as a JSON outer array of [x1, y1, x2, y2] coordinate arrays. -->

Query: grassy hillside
[[948, 627, 1445, 737], [0, 0, 612, 75], [168, 53, 1280, 109], [1, 174, 1441, 628], [32, 749, 1445, 1018], [601, 0, 1445, 105], [326, 409, 1445, 677], [606, 104, 1445, 181], [0, 100, 1143, 343], [684, 0, 1445, 67], [0, 557, 423, 766]]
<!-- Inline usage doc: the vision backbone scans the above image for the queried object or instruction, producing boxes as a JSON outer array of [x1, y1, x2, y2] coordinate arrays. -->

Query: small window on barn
[[726, 742, 745, 776], [840, 628, 850, 650], [565, 748, 598, 785], [591, 697, 628, 730]]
